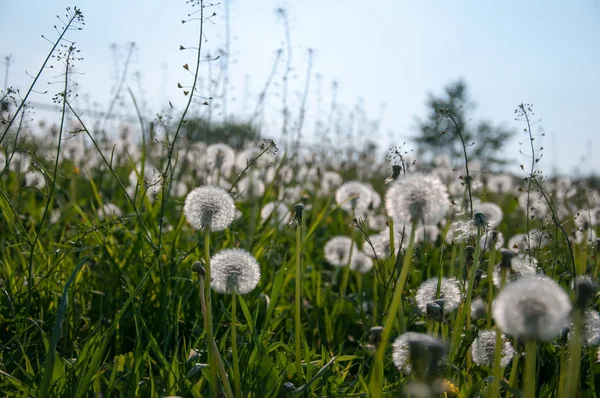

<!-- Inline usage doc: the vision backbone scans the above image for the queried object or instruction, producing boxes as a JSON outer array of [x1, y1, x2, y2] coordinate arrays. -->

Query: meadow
[[2, 4, 600, 398]]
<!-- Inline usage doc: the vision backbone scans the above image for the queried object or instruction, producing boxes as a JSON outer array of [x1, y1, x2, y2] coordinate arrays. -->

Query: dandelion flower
[[471, 330, 515, 367], [183, 186, 236, 231], [210, 248, 261, 294], [335, 181, 372, 215], [487, 174, 514, 194], [260, 202, 290, 229], [479, 229, 504, 251], [324, 236, 357, 267], [392, 332, 447, 375], [385, 173, 450, 225], [205, 143, 235, 174], [415, 225, 440, 244], [492, 275, 572, 341], [365, 230, 399, 259], [415, 277, 462, 314], [320, 171, 343, 195], [582, 310, 600, 346]]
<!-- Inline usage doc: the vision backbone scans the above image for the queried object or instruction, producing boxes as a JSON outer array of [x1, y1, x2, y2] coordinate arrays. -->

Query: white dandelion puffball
[[471, 330, 515, 368], [260, 202, 290, 229], [487, 174, 514, 194], [385, 173, 450, 225], [183, 186, 236, 231], [492, 275, 572, 341], [335, 181, 372, 215], [415, 278, 462, 314], [392, 332, 446, 375], [479, 230, 504, 251], [365, 230, 399, 259], [349, 251, 374, 274], [320, 171, 343, 195], [492, 256, 537, 287], [582, 310, 600, 346], [324, 236, 358, 267], [473, 202, 504, 227], [205, 143, 235, 174], [210, 248, 261, 294]]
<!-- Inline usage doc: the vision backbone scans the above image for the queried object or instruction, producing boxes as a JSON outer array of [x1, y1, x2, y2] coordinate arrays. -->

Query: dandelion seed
[[323, 236, 357, 267], [415, 278, 462, 314], [471, 330, 515, 367], [385, 173, 450, 225], [335, 181, 372, 215], [210, 248, 261, 294], [492, 275, 572, 341], [183, 186, 236, 231]]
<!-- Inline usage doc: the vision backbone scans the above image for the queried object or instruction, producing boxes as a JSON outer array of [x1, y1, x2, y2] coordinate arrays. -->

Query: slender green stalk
[[564, 309, 583, 397], [198, 266, 233, 398], [524, 340, 537, 398], [450, 228, 483, 362], [231, 293, 242, 398], [295, 216, 303, 382], [204, 231, 218, 397], [489, 267, 507, 398], [368, 221, 417, 397]]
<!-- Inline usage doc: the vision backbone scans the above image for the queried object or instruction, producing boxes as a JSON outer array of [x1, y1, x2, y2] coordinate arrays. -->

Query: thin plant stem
[[524, 340, 537, 398], [231, 292, 242, 398], [198, 265, 233, 398], [489, 267, 507, 398], [204, 231, 219, 398], [295, 215, 303, 382], [505, 347, 520, 398], [564, 309, 583, 397]]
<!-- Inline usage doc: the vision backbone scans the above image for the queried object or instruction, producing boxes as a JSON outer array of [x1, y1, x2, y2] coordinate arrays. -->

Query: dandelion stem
[[295, 215, 304, 382], [489, 267, 507, 398], [204, 231, 219, 398], [524, 340, 537, 398], [231, 292, 242, 398], [564, 309, 583, 397]]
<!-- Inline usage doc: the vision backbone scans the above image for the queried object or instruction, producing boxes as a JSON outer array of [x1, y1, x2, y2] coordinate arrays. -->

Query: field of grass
[[2, 4, 600, 398]]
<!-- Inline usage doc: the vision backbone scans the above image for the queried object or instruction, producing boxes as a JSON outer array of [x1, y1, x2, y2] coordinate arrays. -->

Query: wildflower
[[335, 181, 372, 215], [415, 278, 462, 314], [471, 298, 487, 321], [492, 255, 537, 287], [320, 171, 343, 195], [471, 330, 515, 367], [349, 251, 373, 273], [323, 236, 357, 267], [392, 332, 447, 376], [183, 186, 236, 231], [385, 173, 450, 225], [24, 170, 45, 189], [575, 207, 600, 229], [507, 233, 528, 253], [288, 203, 304, 227], [518, 191, 549, 220], [492, 275, 572, 341], [236, 173, 266, 199], [210, 248, 261, 294]]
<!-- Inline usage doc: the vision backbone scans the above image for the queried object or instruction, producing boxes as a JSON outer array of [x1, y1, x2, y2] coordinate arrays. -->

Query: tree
[[413, 79, 514, 169]]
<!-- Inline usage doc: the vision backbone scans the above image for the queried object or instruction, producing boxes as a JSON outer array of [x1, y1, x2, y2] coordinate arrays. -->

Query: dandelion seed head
[[582, 310, 600, 346], [487, 174, 514, 194], [365, 230, 399, 259], [349, 251, 373, 273], [335, 181, 372, 215], [492, 275, 572, 341], [480, 229, 504, 251], [210, 248, 261, 294], [473, 202, 504, 226], [415, 277, 462, 314], [260, 202, 290, 228], [98, 203, 122, 220], [324, 236, 357, 267], [183, 186, 236, 231], [471, 330, 515, 367], [492, 256, 537, 287], [385, 173, 450, 225], [392, 332, 446, 375]]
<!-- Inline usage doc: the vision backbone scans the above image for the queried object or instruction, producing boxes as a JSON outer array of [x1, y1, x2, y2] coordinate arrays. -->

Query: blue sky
[[1, 0, 599, 175]]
